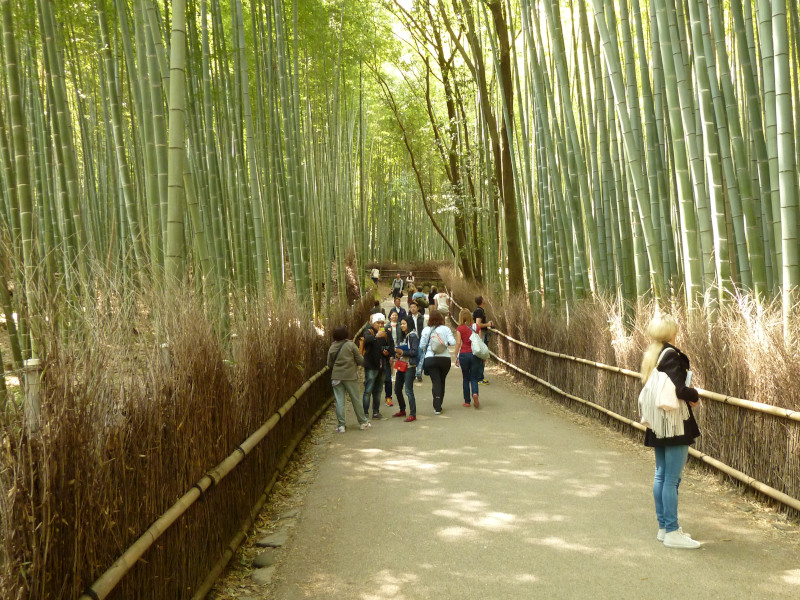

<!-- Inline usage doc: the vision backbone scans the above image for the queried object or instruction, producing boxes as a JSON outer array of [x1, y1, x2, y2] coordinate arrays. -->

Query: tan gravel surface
[[264, 368, 800, 599]]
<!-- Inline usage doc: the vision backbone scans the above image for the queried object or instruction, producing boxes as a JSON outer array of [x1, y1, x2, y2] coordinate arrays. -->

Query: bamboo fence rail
[[191, 391, 334, 599], [447, 295, 800, 512], [79, 361, 339, 600], [448, 296, 800, 422]]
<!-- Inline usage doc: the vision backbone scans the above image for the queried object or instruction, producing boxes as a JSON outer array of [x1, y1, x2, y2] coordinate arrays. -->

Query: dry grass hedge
[[442, 269, 800, 514], [0, 283, 371, 599]]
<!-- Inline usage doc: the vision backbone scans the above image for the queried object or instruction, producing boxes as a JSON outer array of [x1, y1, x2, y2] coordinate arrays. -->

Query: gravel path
[[213, 295, 800, 600]]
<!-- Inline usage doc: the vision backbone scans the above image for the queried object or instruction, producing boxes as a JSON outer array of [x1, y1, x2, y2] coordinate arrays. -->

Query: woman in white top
[[434, 290, 450, 315], [418, 310, 456, 414]]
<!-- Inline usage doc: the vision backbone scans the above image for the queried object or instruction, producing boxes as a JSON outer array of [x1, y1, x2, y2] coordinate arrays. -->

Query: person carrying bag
[[639, 315, 701, 550], [418, 311, 456, 415]]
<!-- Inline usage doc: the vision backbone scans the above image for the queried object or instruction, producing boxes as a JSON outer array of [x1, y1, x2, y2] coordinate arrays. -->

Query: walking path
[[216, 295, 800, 599]]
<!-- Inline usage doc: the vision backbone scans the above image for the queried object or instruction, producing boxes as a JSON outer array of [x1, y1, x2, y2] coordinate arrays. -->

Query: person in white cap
[[362, 312, 394, 419]]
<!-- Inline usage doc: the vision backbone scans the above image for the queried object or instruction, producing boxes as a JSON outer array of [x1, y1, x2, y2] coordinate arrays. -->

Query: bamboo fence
[[77, 316, 372, 600], [447, 295, 800, 513]]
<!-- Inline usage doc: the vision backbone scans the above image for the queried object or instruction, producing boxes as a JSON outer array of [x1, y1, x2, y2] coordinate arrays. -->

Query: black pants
[[394, 369, 406, 410], [424, 356, 451, 411]]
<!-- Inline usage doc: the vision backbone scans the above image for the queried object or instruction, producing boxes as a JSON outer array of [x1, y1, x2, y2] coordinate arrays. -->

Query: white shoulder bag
[[638, 348, 689, 438]]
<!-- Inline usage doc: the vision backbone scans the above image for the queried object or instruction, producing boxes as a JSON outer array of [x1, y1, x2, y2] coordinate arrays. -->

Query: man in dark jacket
[[407, 301, 425, 334], [407, 301, 426, 382], [362, 313, 394, 419], [473, 296, 493, 384]]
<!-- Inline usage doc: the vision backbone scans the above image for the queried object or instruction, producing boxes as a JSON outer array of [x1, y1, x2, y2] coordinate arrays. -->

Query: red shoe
[[403, 415, 416, 422], [462, 402, 471, 407], [472, 393, 480, 409], [385, 397, 394, 406], [392, 410, 407, 417]]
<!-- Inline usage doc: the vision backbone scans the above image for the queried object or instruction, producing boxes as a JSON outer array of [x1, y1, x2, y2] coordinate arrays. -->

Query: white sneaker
[[359, 422, 371, 430], [663, 528, 701, 549], [657, 527, 690, 542], [335, 425, 346, 433]]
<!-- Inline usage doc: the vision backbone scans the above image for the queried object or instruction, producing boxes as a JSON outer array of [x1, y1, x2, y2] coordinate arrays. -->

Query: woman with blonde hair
[[454, 308, 481, 408], [640, 314, 701, 549]]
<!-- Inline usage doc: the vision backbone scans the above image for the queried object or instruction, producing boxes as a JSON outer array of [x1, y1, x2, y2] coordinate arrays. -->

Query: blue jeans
[[653, 445, 689, 532], [363, 368, 383, 416], [333, 380, 368, 426], [458, 352, 480, 402], [394, 366, 417, 415]]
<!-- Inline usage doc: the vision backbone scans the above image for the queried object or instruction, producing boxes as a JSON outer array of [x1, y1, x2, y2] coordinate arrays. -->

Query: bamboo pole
[[78, 367, 332, 600]]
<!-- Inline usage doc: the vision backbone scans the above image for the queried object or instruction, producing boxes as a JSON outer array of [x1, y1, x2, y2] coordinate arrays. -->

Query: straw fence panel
[[0, 297, 372, 599], [447, 295, 800, 513]]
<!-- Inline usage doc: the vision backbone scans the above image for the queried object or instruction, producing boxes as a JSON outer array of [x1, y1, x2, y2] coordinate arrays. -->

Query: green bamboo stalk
[[590, 0, 665, 300], [164, 0, 188, 282], [2, 0, 40, 356], [771, 0, 800, 333]]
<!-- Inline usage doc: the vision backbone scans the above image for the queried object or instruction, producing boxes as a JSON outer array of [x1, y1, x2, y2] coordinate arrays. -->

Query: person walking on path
[[412, 286, 427, 314], [327, 326, 371, 432], [405, 271, 415, 292], [407, 301, 426, 383], [392, 318, 419, 422], [370, 267, 380, 286], [454, 309, 481, 409], [391, 273, 404, 299], [428, 286, 438, 308], [407, 301, 425, 334], [640, 314, 702, 550], [384, 312, 402, 406], [418, 310, 456, 415], [472, 296, 493, 385], [433, 288, 450, 316], [388, 296, 407, 321], [362, 313, 394, 419]]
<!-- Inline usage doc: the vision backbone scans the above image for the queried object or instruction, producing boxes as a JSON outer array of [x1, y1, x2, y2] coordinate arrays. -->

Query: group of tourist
[[327, 291, 493, 426], [337, 270, 704, 550]]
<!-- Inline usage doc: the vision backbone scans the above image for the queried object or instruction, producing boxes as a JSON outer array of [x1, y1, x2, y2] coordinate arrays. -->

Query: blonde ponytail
[[640, 314, 678, 382]]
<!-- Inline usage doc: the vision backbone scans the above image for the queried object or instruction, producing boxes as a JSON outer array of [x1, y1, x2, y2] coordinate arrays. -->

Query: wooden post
[[23, 358, 42, 434]]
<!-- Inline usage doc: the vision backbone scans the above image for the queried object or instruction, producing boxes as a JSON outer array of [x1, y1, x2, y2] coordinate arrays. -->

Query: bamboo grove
[[381, 0, 800, 338], [3, 0, 800, 372], [0, 0, 456, 372]]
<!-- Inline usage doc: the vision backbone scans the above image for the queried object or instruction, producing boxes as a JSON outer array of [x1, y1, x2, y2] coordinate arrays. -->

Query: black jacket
[[363, 326, 395, 370], [644, 343, 701, 447], [406, 313, 425, 334]]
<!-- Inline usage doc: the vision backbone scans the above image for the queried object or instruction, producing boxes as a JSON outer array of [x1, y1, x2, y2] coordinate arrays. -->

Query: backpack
[[470, 326, 490, 360], [358, 323, 370, 356]]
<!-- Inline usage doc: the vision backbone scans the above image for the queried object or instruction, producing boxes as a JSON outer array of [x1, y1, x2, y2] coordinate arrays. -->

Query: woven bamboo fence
[[0, 295, 372, 599], [447, 295, 800, 514]]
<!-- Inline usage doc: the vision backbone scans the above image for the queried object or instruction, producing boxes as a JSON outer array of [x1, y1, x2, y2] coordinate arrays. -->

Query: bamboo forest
[[1, 0, 800, 598]]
